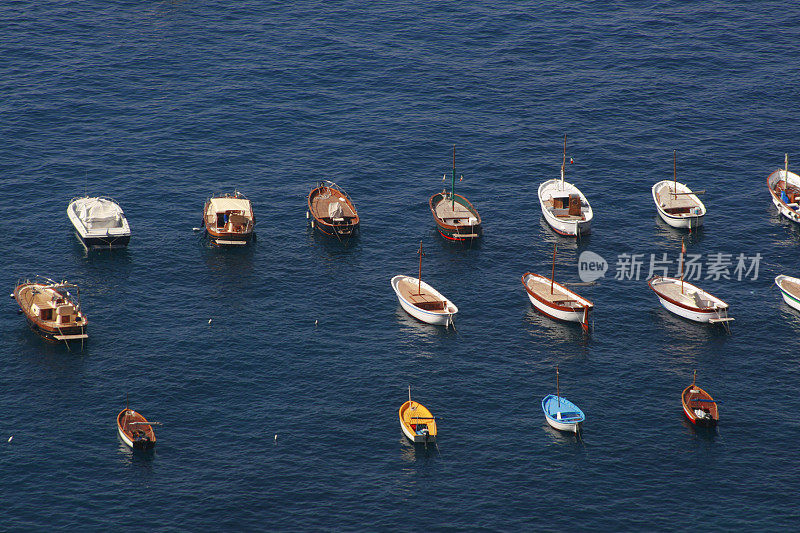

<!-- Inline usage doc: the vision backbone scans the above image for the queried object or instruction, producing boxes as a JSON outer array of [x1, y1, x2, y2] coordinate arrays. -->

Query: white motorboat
[[767, 154, 800, 224], [67, 196, 130, 248], [538, 135, 593, 237], [648, 276, 733, 324], [775, 274, 800, 312]]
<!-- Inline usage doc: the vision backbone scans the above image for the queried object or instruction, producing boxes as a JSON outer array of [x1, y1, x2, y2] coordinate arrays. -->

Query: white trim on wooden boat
[[54, 334, 89, 340], [215, 240, 247, 245], [648, 276, 732, 323], [390, 275, 457, 327], [522, 272, 593, 326], [537, 179, 593, 237], [652, 180, 706, 229]]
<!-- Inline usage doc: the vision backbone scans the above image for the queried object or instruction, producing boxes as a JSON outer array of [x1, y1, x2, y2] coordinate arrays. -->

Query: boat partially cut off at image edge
[[648, 276, 733, 325], [12, 275, 88, 343], [775, 274, 800, 312], [67, 196, 131, 249], [767, 154, 800, 225]]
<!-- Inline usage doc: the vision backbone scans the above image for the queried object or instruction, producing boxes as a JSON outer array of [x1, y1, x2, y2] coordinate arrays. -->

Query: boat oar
[[128, 421, 164, 425], [689, 399, 722, 404], [410, 416, 442, 420]]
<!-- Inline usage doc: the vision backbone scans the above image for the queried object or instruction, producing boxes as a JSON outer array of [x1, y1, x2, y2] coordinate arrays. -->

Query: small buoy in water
[[208, 318, 212, 325], [314, 319, 318, 327], [274, 434, 278, 441], [7, 436, 12, 443], [192, 227, 202, 231], [306, 211, 309, 219]]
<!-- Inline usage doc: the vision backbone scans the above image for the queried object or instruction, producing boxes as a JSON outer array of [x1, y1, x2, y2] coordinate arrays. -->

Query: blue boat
[[541, 367, 585, 434]]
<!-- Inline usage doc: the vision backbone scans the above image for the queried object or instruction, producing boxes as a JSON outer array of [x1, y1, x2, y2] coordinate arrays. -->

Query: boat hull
[[538, 179, 593, 237], [76, 233, 131, 248], [521, 273, 593, 326], [682, 383, 719, 427], [67, 197, 131, 249], [399, 400, 437, 444], [391, 275, 457, 327], [648, 277, 731, 323], [205, 228, 254, 246], [768, 169, 800, 225], [308, 182, 360, 239], [13, 280, 88, 343], [429, 193, 482, 242], [541, 394, 584, 434], [117, 409, 156, 450], [775, 275, 800, 312], [652, 181, 706, 229]]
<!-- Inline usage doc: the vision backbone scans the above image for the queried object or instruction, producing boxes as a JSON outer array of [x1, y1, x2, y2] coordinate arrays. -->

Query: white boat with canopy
[[652, 151, 706, 229], [67, 196, 131, 248]]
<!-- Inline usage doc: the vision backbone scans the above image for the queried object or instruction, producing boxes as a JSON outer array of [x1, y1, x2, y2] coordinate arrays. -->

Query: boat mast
[[550, 243, 557, 294], [451, 145, 456, 210], [560, 134, 566, 189], [786, 153, 789, 177], [692, 369, 696, 388], [556, 366, 560, 407], [680, 237, 686, 294], [673, 150, 677, 198], [417, 241, 424, 295], [408, 385, 412, 408]]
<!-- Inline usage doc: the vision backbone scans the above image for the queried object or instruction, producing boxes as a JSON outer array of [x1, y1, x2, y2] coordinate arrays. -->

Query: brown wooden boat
[[682, 370, 719, 427], [430, 146, 482, 241], [203, 191, 255, 245], [117, 407, 157, 450], [307, 181, 359, 239], [12, 276, 88, 343]]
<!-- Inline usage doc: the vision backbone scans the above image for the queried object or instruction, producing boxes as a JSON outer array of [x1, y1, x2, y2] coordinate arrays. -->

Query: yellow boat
[[398, 386, 437, 444]]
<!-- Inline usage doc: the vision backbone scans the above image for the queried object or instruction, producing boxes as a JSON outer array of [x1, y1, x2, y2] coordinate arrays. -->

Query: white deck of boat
[[654, 280, 718, 307]]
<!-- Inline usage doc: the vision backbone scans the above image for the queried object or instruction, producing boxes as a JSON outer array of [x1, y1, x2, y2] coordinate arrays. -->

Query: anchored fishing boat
[[307, 180, 359, 239], [429, 146, 482, 242], [538, 134, 593, 237], [67, 196, 131, 248], [12, 275, 87, 343], [399, 386, 437, 444], [648, 239, 733, 327], [541, 367, 584, 434], [767, 154, 800, 224], [775, 274, 800, 312], [682, 370, 719, 427], [202, 191, 255, 245], [522, 245, 593, 331], [652, 151, 706, 229], [390, 242, 457, 327], [117, 404, 157, 449]]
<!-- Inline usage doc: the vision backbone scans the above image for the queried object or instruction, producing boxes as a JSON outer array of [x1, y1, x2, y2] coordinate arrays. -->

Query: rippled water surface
[[1, 1, 799, 530]]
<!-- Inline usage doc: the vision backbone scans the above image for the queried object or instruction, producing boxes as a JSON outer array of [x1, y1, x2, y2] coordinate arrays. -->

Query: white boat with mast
[[648, 239, 734, 327], [538, 134, 593, 237], [390, 242, 458, 328], [652, 150, 706, 230], [522, 244, 593, 331], [767, 154, 800, 224]]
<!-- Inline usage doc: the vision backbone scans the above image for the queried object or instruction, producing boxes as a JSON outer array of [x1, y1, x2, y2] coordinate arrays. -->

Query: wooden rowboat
[[648, 276, 733, 325], [541, 366, 584, 434], [652, 151, 706, 230], [12, 275, 88, 344], [391, 242, 457, 327], [538, 135, 593, 237], [522, 245, 593, 331], [117, 407, 157, 450], [307, 181, 359, 240], [429, 146, 482, 242], [203, 191, 255, 246], [399, 386, 437, 444], [767, 154, 800, 225], [682, 370, 719, 427], [775, 274, 800, 312]]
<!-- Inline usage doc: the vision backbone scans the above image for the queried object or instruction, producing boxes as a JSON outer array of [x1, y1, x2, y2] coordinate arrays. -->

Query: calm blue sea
[[2, 1, 799, 530]]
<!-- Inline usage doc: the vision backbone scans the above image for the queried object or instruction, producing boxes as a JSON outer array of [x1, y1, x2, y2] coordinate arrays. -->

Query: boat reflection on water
[[653, 215, 706, 245], [523, 308, 590, 346], [651, 308, 729, 349], [116, 433, 156, 468], [394, 307, 456, 342], [537, 217, 592, 249], [542, 424, 584, 446], [680, 416, 718, 442], [398, 435, 438, 463]]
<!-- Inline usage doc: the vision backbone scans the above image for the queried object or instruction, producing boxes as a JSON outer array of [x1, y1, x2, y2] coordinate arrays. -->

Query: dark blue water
[[2, 1, 799, 530]]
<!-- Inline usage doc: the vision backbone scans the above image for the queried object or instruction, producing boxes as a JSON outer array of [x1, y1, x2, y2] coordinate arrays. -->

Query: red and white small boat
[[648, 276, 733, 325], [682, 370, 719, 427], [522, 245, 593, 331]]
